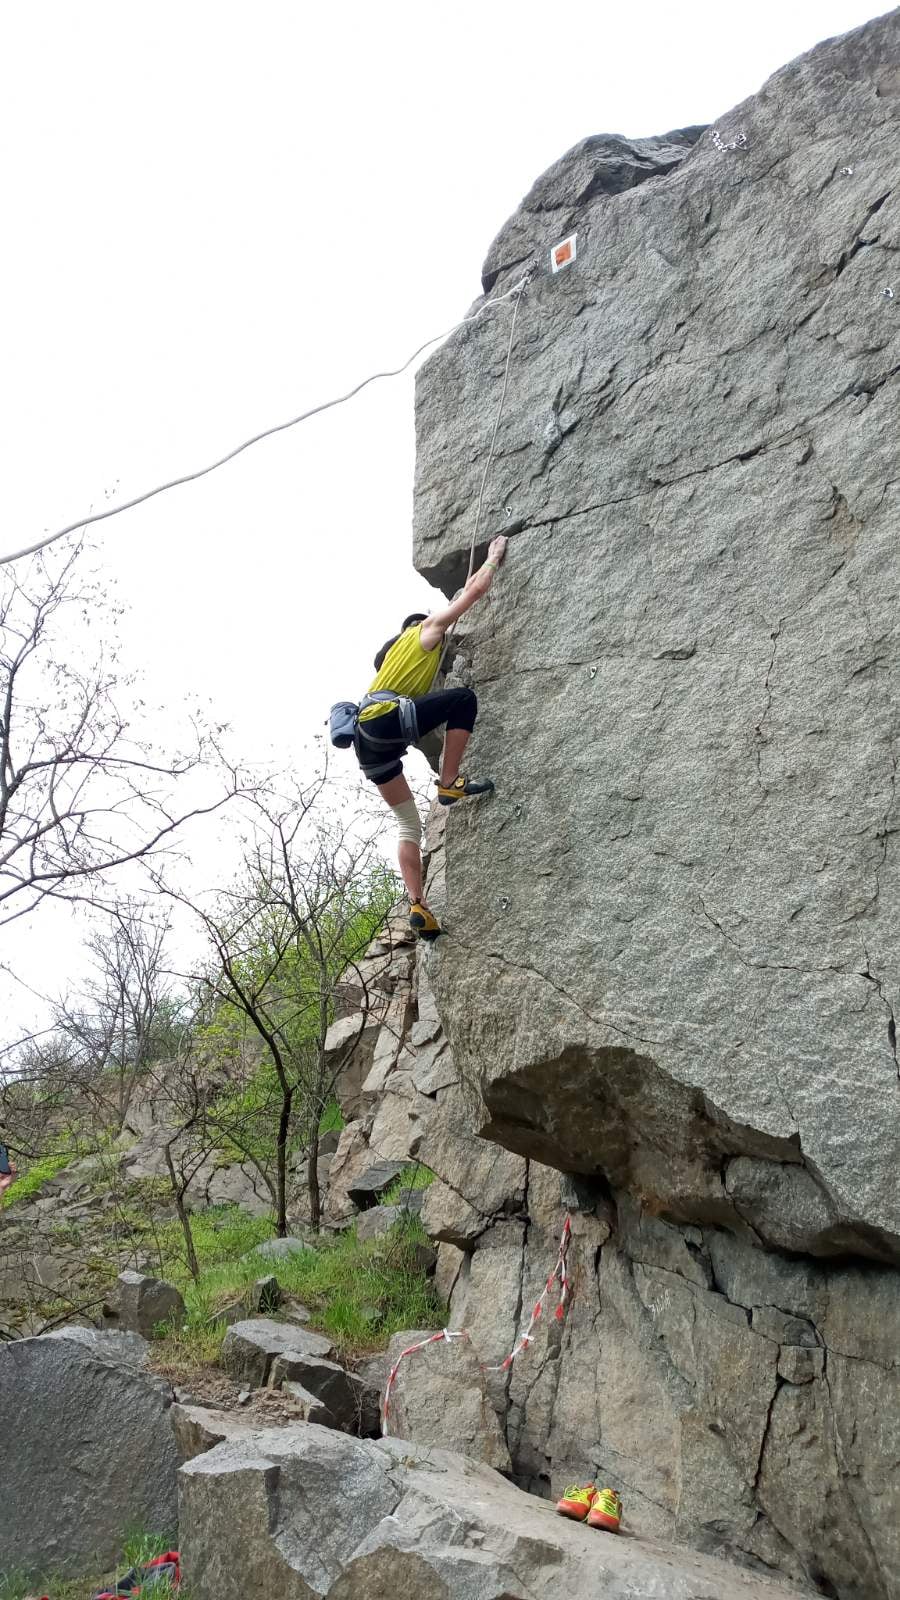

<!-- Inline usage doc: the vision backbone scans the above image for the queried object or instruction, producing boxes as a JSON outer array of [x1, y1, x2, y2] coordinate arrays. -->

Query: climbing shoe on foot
[[436, 775, 495, 806], [556, 1484, 596, 1521], [409, 901, 441, 940], [587, 1488, 622, 1533]]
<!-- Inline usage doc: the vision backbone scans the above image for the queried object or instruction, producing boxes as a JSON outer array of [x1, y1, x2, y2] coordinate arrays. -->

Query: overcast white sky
[[0, 0, 886, 1040]]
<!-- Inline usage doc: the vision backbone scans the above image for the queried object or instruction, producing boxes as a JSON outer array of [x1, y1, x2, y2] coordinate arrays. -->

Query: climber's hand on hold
[[422, 538, 506, 647]]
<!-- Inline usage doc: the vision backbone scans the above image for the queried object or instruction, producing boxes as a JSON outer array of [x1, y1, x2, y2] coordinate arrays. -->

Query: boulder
[[416, 4, 900, 1265], [283, 1298, 312, 1325], [204, 1162, 272, 1216], [171, 1402, 275, 1461], [411, 1036, 458, 1096], [220, 1319, 335, 1387], [433, 1241, 466, 1304], [0, 1331, 179, 1579], [354, 1203, 403, 1242], [45, 1324, 151, 1367], [248, 1274, 281, 1313], [365, 1070, 430, 1163], [322, 1121, 373, 1221], [269, 1351, 362, 1430], [250, 1236, 312, 1263], [113, 1270, 185, 1337], [280, 1381, 337, 1426], [420, 1177, 485, 1247], [383, 1328, 511, 1472], [179, 1426, 806, 1600], [346, 1159, 410, 1209]]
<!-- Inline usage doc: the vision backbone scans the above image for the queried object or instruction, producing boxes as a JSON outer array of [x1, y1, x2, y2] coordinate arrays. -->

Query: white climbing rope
[[0, 273, 532, 568], [438, 269, 531, 672]]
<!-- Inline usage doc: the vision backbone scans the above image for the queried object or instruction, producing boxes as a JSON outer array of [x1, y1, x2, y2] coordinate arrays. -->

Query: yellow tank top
[[358, 625, 441, 722]]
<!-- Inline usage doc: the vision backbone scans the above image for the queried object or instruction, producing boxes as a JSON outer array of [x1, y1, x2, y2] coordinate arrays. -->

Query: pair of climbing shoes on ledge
[[556, 1486, 623, 1533]]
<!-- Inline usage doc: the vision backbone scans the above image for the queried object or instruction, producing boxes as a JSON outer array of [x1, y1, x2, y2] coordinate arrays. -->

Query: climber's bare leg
[[440, 728, 470, 788], [377, 773, 424, 903]]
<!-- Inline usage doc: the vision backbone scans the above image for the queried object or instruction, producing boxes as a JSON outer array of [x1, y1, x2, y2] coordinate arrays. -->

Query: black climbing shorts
[[355, 686, 478, 785]]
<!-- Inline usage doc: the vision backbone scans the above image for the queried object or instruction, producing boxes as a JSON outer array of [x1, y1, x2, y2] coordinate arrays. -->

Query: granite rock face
[[420, 15, 900, 1234], [0, 1329, 179, 1579], [179, 1426, 807, 1600], [397, 13, 900, 1600], [415, 6, 900, 1265], [383, 1328, 512, 1471]]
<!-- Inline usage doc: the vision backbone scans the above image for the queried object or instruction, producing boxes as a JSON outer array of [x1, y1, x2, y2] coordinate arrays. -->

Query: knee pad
[[392, 797, 423, 847]]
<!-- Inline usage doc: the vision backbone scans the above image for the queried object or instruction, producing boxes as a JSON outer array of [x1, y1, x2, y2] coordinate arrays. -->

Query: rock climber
[[355, 534, 507, 939]]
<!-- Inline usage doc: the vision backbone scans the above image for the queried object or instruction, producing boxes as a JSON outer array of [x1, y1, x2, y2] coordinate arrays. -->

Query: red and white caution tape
[[483, 1211, 572, 1372], [382, 1328, 471, 1433], [382, 1213, 572, 1435]]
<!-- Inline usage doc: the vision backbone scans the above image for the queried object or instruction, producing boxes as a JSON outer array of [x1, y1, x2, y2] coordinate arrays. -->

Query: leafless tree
[[167, 774, 396, 1235], [0, 537, 243, 927], [152, 1046, 225, 1282], [50, 903, 187, 1131]]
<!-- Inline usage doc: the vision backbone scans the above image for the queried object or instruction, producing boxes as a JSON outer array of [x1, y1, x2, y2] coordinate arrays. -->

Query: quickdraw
[[711, 128, 748, 153]]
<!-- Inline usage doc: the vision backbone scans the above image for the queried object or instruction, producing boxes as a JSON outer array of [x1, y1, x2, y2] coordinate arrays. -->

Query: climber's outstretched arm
[[419, 536, 507, 651]]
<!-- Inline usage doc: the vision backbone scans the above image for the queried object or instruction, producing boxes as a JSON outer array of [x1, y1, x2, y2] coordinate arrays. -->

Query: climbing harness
[[329, 690, 418, 754], [711, 127, 747, 153], [381, 1212, 572, 1435], [0, 274, 532, 568]]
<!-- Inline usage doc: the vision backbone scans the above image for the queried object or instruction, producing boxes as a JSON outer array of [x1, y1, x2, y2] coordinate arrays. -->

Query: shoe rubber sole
[[437, 779, 495, 806], [556, 1503, 590, 1521], [586, 1512, 621, 1532]]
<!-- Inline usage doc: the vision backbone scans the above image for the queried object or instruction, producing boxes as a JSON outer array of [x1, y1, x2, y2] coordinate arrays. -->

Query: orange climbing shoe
[[556, 1483, 596, 1521], [436, 775, 495, 806], [409, 901, 441, 941], [587, 1487, 623, 1533]]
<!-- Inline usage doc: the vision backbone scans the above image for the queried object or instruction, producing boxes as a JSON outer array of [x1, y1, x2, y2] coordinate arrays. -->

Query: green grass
[[381, 1163, 436, 1206], [154, 1212, 444, 1370], [0, 1151, 72, 1210], [156, 1205, 277, 1289], [318, 1099, 345, 1135], [0, 1529, 178, 1600]]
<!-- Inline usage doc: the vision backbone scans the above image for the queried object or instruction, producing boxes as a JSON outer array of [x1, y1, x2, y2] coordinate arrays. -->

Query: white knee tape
[[392, 798, 423, 847]]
